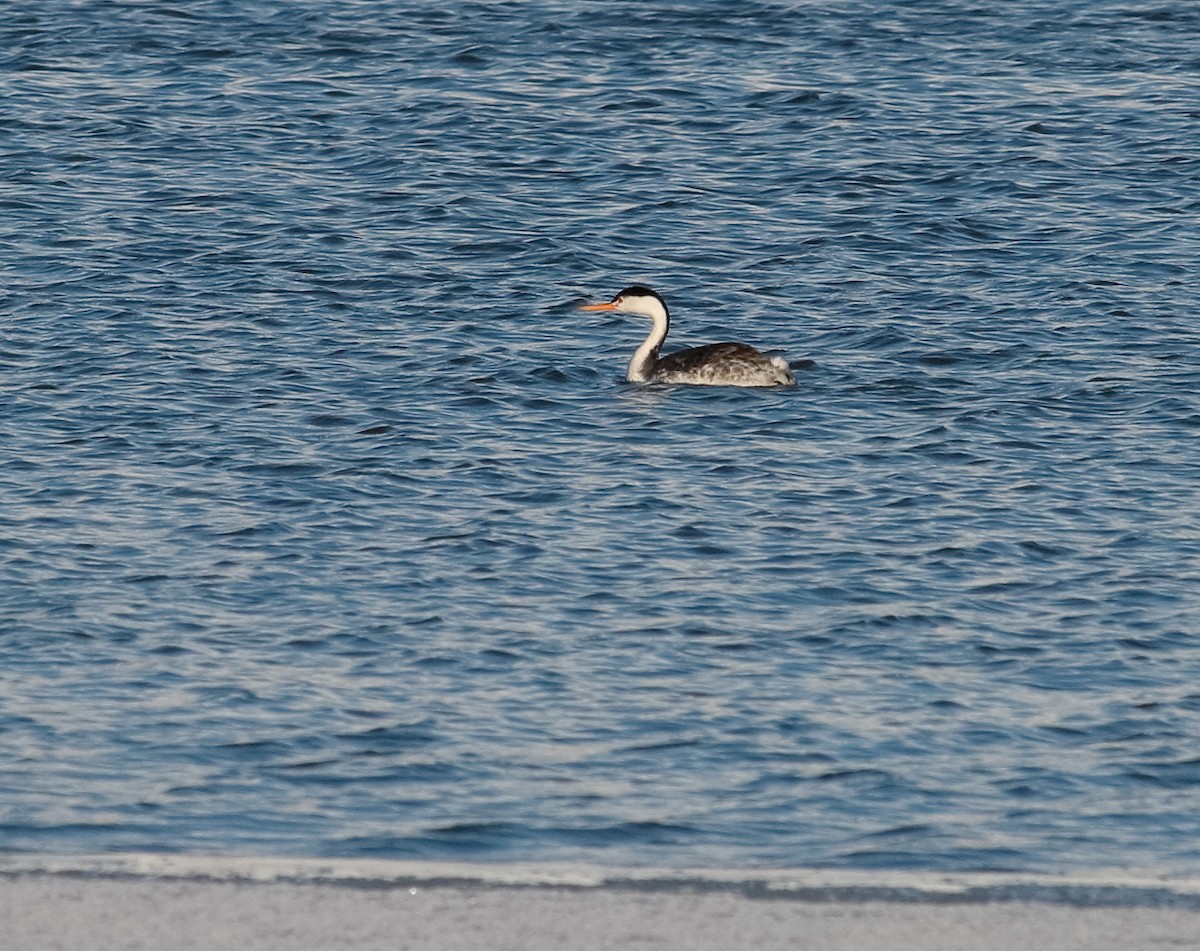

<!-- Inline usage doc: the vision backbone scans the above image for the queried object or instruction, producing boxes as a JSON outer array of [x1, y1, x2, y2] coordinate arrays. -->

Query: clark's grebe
[[581, 286, 795, 387]]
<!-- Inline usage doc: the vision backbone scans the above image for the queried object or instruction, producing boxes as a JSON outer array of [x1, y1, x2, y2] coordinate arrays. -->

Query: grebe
[[581, 286, 795, 387]]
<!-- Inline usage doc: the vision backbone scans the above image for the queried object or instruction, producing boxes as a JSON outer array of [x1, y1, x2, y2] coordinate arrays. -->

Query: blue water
[[2, 0, 1200, 874]]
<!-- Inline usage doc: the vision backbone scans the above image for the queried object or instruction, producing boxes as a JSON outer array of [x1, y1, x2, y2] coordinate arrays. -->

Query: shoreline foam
[[4, 852, 1200, 906]]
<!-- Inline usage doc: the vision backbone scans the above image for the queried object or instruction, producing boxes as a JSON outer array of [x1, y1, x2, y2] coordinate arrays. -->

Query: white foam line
[[2, 853, 1199, 900]]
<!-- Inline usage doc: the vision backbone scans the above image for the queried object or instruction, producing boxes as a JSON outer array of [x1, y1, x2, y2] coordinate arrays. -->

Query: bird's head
[[580, 286, 668, 320]]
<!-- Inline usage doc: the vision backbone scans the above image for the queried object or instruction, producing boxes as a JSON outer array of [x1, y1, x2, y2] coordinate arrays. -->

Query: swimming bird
[[580, 286, 795, 387]]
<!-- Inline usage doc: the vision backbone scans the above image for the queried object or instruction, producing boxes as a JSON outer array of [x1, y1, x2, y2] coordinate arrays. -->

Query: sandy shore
[[3, 855, 1199, 951]]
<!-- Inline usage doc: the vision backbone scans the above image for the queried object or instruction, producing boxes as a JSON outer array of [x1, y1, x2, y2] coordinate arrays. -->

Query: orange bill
[[579, 301, 617, 311]]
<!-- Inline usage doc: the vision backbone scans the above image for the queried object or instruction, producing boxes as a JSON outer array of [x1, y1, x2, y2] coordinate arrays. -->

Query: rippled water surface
[[3, 0, 1200, 873]]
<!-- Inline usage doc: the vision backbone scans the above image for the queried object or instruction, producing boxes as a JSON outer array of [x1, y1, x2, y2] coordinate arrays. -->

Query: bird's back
[[653, 342, 795, 387]]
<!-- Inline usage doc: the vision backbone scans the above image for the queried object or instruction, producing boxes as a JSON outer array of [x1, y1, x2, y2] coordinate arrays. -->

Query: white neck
[[625, 299, 670, 383]]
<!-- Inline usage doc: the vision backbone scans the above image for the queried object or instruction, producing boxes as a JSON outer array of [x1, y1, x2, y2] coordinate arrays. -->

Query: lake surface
[[2, 0, 1200, 874]]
